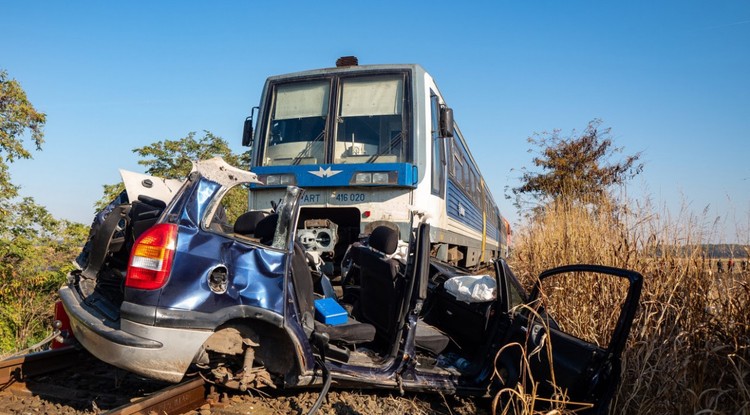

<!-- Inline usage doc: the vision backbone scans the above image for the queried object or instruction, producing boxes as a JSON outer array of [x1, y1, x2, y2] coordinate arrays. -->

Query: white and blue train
[[242, 57, 510, 272]]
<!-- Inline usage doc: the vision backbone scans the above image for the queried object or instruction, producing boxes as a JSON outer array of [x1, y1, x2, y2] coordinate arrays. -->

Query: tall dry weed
[[508, 196, 749, 414]]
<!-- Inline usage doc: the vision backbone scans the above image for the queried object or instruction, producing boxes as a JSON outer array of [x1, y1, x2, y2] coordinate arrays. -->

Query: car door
[[272, 186, 310, 331], [496, 264, 642, 414]]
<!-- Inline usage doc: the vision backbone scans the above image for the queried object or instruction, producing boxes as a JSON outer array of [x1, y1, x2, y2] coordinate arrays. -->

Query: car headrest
[[369, 226, 399, 255], [233, 211, 268, 235], [254, 213, 279, 245]]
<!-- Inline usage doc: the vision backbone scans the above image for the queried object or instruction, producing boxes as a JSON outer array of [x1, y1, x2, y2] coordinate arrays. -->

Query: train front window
[[334, 75, 406, 164], [262, 80, 329, 166]]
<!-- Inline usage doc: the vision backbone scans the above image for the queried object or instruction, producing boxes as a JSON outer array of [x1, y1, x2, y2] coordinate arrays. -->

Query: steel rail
[[0, 346, 83, 388], [105, 377, 207, 415], [2, 347, 207, 414]]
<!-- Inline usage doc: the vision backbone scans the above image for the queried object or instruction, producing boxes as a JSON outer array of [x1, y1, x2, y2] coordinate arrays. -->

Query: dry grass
[[492, 304, 597, 415], [503, 197, 750, 414]]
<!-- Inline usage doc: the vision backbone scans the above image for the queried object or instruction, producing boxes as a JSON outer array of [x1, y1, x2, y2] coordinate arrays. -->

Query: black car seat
[[253, 213, 279, 246], [292, 243, 376, 345], [355, 225, 449, 355], [233, 211, 268, 237], [355, 226, 403, 344]]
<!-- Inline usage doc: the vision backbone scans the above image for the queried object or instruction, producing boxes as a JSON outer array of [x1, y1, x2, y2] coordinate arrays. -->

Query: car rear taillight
[[126, 223, 178, 290]]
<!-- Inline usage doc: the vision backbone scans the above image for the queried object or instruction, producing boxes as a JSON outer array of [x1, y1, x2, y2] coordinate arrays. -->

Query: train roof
[[264, 63, 429, 82]]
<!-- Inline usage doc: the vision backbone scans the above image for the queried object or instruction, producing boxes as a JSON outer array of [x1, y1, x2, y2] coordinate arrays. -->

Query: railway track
[[0, 346, 209, 414], [1, 346, 486, 414], [107, 377, 208, 415]]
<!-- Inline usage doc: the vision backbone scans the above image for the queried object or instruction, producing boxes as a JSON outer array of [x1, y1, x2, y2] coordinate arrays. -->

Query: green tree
[[0, 69, 89, 354], [0, 70, 46, 205], [511, 119, 643, 210], [135, 130, 248, 178], [96, 131, 251, 221], [0, 199, 87, 352]]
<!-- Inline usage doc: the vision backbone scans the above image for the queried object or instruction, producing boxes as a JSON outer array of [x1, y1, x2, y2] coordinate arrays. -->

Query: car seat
[[354, 226, 449, 355]]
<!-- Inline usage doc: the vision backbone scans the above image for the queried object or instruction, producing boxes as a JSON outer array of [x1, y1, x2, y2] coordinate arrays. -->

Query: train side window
[[472, 171, 479, 202], [430, 93, 445, 196], [453, 148, 464, 184], [451, 132, 466, 189], [463, 157, 471, 195], [470, 171, 477, 200], [450, 144, 455, 177]]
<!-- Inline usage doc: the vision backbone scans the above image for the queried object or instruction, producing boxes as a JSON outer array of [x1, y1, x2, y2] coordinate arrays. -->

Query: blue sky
[[2, 1, 749, 243]]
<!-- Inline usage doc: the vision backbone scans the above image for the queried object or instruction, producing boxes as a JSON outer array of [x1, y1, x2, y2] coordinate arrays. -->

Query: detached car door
[[497, 264, 642, 414]]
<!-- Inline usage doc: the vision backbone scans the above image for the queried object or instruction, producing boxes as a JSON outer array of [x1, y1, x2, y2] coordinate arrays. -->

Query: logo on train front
[[309, 167, 343, 178]]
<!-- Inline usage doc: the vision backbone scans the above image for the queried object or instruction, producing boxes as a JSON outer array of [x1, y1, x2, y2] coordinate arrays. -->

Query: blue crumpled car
[[59, 157, 642, 414]]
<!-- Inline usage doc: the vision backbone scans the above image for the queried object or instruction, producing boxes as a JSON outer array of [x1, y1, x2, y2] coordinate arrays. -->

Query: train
[[242, 57, 510, 273]]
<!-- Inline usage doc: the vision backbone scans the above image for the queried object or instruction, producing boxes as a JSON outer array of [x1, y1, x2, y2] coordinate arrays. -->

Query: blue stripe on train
[[250, 163, 417, 188]]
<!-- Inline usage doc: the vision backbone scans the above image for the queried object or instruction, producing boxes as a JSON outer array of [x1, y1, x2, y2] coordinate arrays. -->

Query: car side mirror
[[439, 106, 454, 138]]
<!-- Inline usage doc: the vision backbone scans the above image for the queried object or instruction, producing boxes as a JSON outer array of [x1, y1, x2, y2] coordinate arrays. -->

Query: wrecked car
[[59, 157, 642, 413]]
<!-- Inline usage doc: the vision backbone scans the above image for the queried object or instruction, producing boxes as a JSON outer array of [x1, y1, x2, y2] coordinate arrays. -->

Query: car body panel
[[119, 169, 183, 205], [157, 228, 287, 314], [60, 283, 213, 382]]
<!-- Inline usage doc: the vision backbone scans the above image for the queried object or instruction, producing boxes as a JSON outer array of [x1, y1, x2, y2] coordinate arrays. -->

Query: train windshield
[[260, 74, 408, 166], [263, 80, 330, 166], [334, 75, 405, 164]]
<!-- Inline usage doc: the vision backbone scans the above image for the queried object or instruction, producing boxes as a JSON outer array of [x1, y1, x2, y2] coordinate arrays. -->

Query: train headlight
[[262, 174, 296, 186], [351, 171, 397, 185], [372, 172, 389, 184], [354, 172, 373, 184]]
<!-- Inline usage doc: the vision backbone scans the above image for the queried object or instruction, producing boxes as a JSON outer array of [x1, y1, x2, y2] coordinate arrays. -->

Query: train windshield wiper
[[292, 130, 325, 165], [366, 132, 403, 163]]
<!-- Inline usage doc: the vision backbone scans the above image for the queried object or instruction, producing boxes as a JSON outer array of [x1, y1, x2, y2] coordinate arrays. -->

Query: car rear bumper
[[59, 284, 212, 382]]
